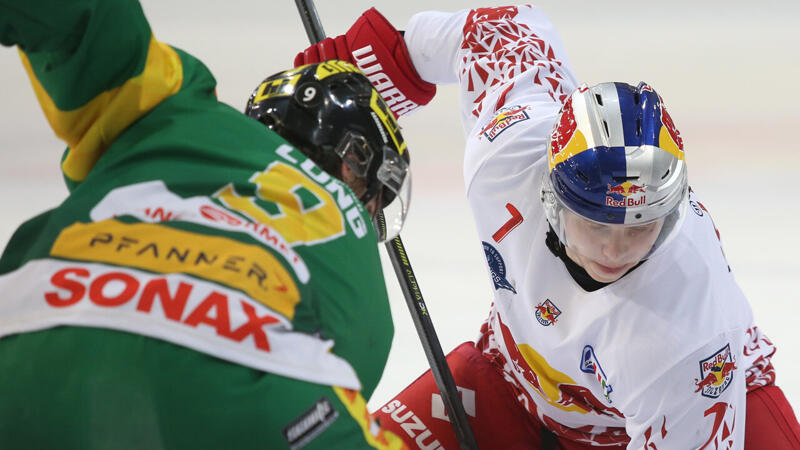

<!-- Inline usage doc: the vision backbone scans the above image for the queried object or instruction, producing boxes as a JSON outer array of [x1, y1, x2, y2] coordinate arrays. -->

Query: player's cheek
[[574, 238, 603, 261], [630, 234, 656, 259]]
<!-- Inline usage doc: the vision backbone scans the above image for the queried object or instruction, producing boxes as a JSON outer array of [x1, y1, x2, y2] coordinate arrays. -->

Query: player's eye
[[587, 222, 607, 232], [626, 223, 655, 236]]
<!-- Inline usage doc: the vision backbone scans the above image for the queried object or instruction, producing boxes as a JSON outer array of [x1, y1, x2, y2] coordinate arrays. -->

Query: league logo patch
[[535, 299, 561, 326], [482, 241, 516, 294], [580, 345, 613, 403], [479, 105, 530, 141], [282, 397, 339, 450], [694, 344, 737, 398]]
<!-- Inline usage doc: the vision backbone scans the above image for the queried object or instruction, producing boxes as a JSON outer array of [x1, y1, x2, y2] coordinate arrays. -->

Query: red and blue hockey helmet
[[541, 82, 688, 257]]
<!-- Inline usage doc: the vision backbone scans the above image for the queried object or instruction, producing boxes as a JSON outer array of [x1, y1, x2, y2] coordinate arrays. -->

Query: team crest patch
[[482, 241, 516, 294], [283, 397, 339, 449], [479, 105, 530, 141], [694, 344, 737, 398], [535, 299, 561, 326], [580, 345, 613, 403]]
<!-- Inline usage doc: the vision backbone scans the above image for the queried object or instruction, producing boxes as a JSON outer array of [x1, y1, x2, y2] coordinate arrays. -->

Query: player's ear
[[340, 160, 355, 182]]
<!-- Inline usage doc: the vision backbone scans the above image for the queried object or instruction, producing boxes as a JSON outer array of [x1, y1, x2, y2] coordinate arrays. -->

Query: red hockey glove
[[294, 8, 436, 118]]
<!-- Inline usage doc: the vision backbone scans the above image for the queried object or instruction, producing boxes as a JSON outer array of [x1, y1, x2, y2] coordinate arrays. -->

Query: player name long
[[352, 45, 420, 116]]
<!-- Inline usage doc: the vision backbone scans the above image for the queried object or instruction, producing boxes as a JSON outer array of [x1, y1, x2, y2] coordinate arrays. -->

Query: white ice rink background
[[1, 0, 798, 415]]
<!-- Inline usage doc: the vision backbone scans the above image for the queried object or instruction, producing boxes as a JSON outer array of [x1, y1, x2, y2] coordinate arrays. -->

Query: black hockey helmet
[[245, 60, 411, 242]]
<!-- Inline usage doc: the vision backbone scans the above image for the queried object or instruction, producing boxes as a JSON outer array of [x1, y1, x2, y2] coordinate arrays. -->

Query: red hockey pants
[[374, 342, 800, 449]]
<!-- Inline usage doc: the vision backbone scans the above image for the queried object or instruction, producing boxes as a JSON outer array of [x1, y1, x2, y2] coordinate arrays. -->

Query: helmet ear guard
[[245, 61, 411, 242]]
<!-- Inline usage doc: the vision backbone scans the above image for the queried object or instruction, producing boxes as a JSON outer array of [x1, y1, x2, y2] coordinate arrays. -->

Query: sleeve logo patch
[[580, 345, 613, 404], [694, 343, 737, 398], [283, 397, 339, 449], [482, 241, 516, 293], [479, 105, 530, 141]]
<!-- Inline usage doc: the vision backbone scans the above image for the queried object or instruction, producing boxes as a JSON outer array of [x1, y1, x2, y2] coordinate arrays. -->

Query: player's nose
[[600, 231, 630, 261]]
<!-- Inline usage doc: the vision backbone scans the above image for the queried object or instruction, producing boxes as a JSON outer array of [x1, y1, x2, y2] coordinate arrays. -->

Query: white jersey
[[405, 6, 776, 449]]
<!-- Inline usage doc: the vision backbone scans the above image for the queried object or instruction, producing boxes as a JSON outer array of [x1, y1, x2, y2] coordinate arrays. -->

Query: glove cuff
[[347, 8, 436, 117]]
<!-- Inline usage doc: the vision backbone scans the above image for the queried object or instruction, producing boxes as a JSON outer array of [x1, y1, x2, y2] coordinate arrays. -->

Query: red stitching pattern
[[743, 326, 777, 391]]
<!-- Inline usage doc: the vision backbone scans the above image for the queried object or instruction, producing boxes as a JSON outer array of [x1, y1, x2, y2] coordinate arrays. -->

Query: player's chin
[[585, 260, 634, 283]]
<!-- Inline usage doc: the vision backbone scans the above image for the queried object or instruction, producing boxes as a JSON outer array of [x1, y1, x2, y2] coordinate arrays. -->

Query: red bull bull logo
[[694, 344, 737, 398], [480, 105, 530, 141], [494, 313, 624, 418], [535, 299, 562, 326], [605, 182, 646, 208], [606, 181, 646, 197]]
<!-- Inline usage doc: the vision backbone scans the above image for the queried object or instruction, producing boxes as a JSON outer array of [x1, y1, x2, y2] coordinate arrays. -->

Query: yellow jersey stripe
[[20, 35, 183, 182]]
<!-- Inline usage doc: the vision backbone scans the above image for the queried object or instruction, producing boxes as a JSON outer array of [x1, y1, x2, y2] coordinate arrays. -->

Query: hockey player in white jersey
[[295, 5, 800, 449]]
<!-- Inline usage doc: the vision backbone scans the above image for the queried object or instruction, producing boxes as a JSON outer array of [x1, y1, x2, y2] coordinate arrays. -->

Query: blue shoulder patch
[[482, 241, 516, 294]]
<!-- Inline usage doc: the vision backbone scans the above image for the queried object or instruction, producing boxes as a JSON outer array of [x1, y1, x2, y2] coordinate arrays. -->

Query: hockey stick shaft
[[294, 0, 326, 43], [292, 3, 478, 449], [384, 235, 479, 450]]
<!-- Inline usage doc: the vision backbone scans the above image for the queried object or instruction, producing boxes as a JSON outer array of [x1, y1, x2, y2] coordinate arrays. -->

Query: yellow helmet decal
[[251, 72, 301, 104], [369, 90, 406, 155], [548, 129, 588, 172], [658, 126, 685, 161], [315, 60, 362, 80]]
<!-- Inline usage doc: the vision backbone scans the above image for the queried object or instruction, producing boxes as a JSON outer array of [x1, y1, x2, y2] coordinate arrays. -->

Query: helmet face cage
[[245, 61, 411, 242], [541, 81, 689, 258]]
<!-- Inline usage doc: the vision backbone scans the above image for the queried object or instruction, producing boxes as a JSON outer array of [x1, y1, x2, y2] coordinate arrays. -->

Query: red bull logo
[[480, 105, 530, 141], [492, 314, 624, 418], [535, 299, 562, 326], [694, 344, 737, 398], [606, 181, 646, 197], [605, 182, 646, 208]]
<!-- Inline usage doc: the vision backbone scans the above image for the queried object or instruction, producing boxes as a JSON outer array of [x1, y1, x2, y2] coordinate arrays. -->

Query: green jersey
[[0, 0, 396, 447]]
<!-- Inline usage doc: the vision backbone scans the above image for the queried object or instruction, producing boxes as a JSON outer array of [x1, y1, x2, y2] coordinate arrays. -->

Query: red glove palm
[[294, 8, 436, 118]]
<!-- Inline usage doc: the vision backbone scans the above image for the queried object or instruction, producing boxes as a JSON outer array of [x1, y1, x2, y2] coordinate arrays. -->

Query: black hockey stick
[[294, 0, 326, 44], [293, 2, 479, 449], [382, 232, 479, 450]]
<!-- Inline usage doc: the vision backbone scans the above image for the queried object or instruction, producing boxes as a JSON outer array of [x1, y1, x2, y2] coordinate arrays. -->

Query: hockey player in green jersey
[[0, 0, 409, 449]]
